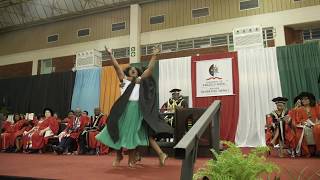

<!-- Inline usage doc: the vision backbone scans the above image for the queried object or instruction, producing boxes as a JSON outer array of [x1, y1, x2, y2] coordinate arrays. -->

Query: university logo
[[207, 64, 222, 80]]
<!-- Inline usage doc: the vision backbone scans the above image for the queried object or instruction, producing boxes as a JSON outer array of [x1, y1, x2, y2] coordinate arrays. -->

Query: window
[[192, 7, 209, 18], [303, 28, 320, 41], [112, 22, 126, 31], [178, 40, 193, 50], [77, 28, 90, 37], [161, 42, 177, 52], [150, 15, 165, 24], [211, 36, 228, 47], [262, 27, 275, 47], [240, 0, 259, 10], [47, 34, 58, 43], [194, 38, 210, 48], [40, 59, 53, 74]]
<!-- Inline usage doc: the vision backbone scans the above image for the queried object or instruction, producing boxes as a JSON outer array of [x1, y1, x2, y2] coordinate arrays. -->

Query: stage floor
[[0, 153, 319, 180]]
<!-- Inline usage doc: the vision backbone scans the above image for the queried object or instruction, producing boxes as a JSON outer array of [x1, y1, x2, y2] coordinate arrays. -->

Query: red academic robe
[[1, 121, 15, 150], [265, 112, 296, 149], [23, 117, 59, 150], [11, 119, 29, 146], [21, 118, 38, 149], [65, 116, 87, 140], [294, 105, 320, 156], [88, 115, 108, 154]]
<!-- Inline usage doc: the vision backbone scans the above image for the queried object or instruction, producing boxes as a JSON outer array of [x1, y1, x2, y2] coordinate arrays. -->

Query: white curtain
[[158, 57, 192, 108], [235, 47, 282, 147]]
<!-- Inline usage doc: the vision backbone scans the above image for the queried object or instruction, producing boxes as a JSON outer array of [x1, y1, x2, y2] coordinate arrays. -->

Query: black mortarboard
[[272, 97, 288, 104], [169, 88, 181, 93]]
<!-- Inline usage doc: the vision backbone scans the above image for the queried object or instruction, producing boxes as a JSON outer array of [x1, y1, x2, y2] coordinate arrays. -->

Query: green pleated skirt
[[95, 101, 149, 150]]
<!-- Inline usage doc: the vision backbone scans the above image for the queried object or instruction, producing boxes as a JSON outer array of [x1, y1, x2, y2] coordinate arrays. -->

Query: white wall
[[0, 5, 319, 69]]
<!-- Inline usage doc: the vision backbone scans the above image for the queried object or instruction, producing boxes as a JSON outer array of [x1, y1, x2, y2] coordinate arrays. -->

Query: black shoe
[[53, 145, 63, 155], [88, 149, 96, 155]]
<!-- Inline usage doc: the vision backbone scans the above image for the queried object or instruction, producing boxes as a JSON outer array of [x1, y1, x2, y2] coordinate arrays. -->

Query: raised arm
[[141, 46, 160, 79], [105, 46, 125, 81]]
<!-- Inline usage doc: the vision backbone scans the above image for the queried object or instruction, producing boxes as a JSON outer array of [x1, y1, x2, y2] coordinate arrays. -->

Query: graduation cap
[[169, 88, 181, 93], [272, 97, 288, 104]]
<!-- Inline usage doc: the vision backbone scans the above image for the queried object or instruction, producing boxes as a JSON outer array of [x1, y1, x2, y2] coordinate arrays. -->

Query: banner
[[196, 58, 233, 97]]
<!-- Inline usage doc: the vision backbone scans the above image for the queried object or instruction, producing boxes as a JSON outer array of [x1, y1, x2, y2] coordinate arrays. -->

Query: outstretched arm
[[141, 46, 160, 79], [105, 46, 125, 81]]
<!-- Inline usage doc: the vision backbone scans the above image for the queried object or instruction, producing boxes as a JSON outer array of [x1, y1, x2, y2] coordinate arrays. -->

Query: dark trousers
[[78, 132, 88, 153], [59, 137, 77, 152]]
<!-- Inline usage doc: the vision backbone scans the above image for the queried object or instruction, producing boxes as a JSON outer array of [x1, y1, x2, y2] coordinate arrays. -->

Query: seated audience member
[[79, 107, 107, 155], [294, 92, 320, 157], [62, 110, 74, 124], [11, 115, 30, 152], [1, 113, 20, 152], [53, 108, 86, 155], [22, 108, 59, 153], [265, 97, 296, 157]]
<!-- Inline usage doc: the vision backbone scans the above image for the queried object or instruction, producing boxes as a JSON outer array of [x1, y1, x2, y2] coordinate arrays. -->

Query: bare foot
[[159, 153, 168, 167], [112, 155, 123, 167]]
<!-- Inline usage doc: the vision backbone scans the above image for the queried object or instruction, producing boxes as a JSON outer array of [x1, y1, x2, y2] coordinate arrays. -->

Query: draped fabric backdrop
[[158, 57, 192, 108], [0, 72, 75, 117], [71, 68, 101, 116], [100, 64, 128, 116], [277, 42, 320, 107], [235, 47, 282, 147], [191, 52, 239, 141]]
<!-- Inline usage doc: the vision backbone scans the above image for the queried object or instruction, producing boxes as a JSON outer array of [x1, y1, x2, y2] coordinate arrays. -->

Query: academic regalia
[[96, 76, 173, 150], [66, 116, 87, 139], [1, 121, 15, 150], [88, 114, 107, 149], [11, 119, 29, 146], [295, 105, 320, 156], [265, 97, 296, 151], [23, 117, 59, 150], [53, 116, 87, 154], [265, 110, 296, 149]]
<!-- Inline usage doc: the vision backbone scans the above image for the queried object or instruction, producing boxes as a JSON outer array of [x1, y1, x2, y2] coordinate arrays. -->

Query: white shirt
[[120, 78, 140, 101]]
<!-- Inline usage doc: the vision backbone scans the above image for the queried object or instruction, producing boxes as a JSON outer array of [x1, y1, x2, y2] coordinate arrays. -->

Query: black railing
[[174, 100, 221, 180]]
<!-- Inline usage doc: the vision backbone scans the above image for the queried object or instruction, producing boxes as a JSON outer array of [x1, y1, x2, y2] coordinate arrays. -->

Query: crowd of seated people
[[266, 92, 320, 158], [0, 107, 108, 155]]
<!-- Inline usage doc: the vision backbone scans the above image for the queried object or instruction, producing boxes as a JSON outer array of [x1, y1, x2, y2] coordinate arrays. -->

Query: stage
[[0, 153, 319, 180]]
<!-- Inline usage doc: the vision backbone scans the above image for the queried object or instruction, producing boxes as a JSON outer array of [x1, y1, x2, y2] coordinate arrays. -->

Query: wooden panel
[[0, 8, 130, 56], [284, 27, 303, 45], [52, 55, 76, 73], [0, 61, 32, 79]]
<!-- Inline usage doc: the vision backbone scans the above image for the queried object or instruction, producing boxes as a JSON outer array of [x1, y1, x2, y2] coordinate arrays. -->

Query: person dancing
[[96, 46, 173, 167]]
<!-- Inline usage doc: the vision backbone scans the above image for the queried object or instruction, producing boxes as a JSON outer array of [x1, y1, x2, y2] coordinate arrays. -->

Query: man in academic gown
[[79, 107, 107, 155], [53, 108, 87, 155]]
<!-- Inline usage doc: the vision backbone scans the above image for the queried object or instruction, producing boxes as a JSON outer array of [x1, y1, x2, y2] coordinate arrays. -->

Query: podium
[[175, 108, 211, 147], [156, 108, 212, 157]]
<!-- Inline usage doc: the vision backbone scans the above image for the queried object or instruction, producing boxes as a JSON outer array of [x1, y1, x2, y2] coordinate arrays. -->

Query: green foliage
[[193, 141, 280, 180]]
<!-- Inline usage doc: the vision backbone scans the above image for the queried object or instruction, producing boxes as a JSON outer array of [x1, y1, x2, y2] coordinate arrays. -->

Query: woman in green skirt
[[96, 46, 173, 167]]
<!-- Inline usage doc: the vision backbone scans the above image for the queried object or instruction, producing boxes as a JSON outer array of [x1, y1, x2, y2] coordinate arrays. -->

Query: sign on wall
[[196, 58, 233, 97]]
